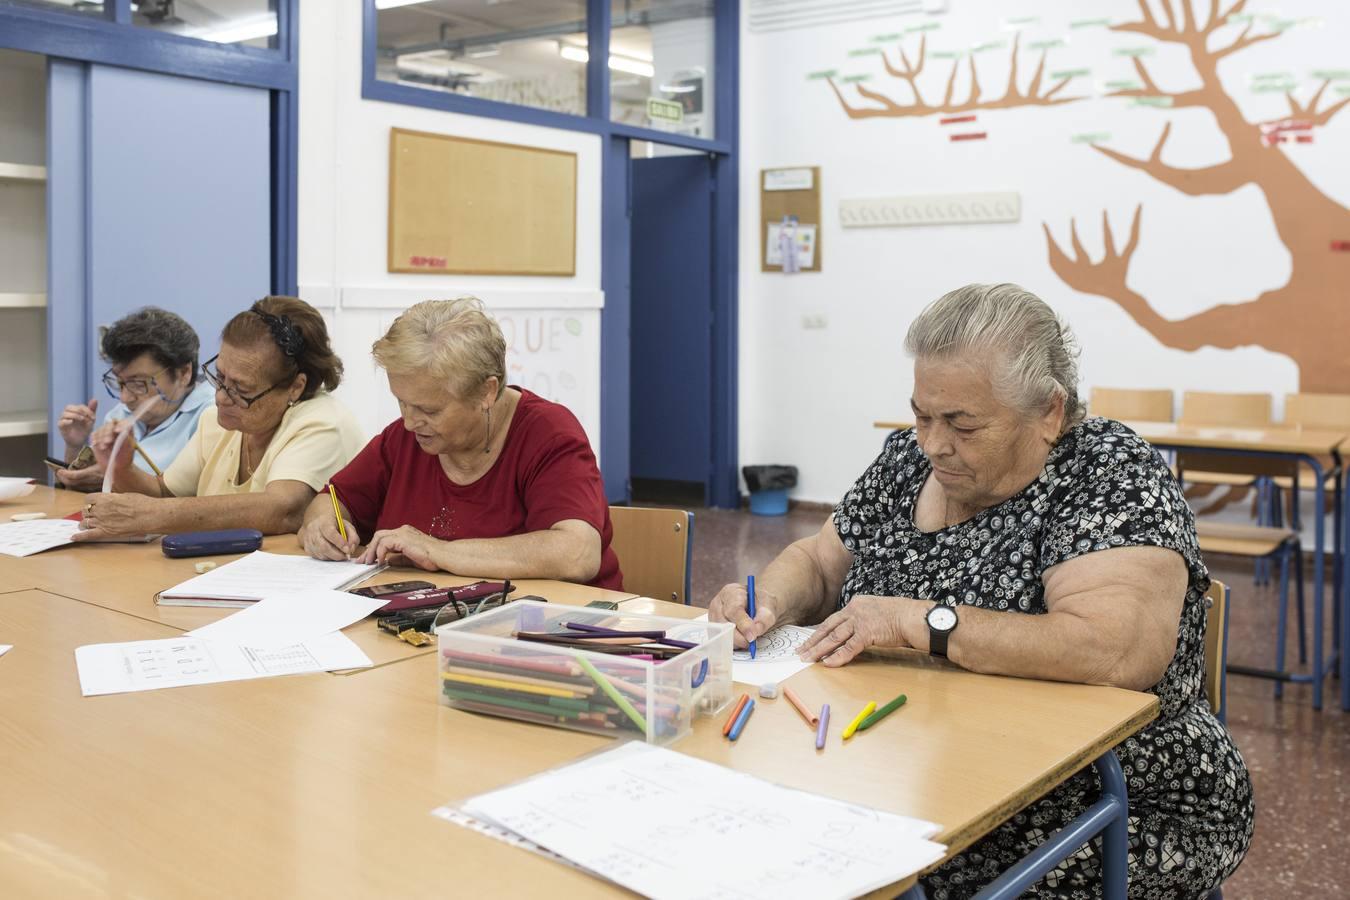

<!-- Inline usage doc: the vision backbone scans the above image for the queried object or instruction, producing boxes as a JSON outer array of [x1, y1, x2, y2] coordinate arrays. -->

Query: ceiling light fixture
[[375, 0, 436, 10], [198, 15, 278, 44], [558, 44, 655, 78]]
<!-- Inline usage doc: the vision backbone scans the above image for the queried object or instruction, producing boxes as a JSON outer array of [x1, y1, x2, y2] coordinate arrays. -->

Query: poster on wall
[[766, 221, 818, 269]]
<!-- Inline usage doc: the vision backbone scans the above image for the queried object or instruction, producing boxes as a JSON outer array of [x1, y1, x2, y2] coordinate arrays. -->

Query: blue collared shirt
[[101, 380, 215, 475]]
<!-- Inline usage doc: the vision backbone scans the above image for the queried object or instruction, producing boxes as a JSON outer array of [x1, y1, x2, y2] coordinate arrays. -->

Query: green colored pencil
[[857, 693, 907, 731], [576, 655, 648, 734]]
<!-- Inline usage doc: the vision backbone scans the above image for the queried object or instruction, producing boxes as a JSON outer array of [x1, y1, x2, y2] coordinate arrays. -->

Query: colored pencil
[[442, 665, 596, 696], [327, 482, 349, 544], [783, 686, 818, 726], [442, 671, 584, 699], [441, 648, 581, 678], [728, 699, 756, 741], [815, 704, 830, 750], [723, 693, 750, 736], [576, 655, 648, 733], [842, 701, 876, 740], [857, 693, 907, 732], [747, 575, 757, 659]]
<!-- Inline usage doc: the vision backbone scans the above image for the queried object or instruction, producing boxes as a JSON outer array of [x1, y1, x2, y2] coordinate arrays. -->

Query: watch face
[[928, 605, 958, 632]]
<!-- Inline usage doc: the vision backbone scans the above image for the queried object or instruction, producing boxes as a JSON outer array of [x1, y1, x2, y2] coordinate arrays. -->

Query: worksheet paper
[[0, 519, 79, 557], [75, 632, 371, 696], [157, 550, 384, 606], [0, 477, 36, 502], [450, 742, 946, 900], [732, 624, 816, 686], [186, 589, 385, 648]]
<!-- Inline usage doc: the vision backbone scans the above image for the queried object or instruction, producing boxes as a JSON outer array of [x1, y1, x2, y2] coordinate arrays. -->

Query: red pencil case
[[366, 580, 512, 615]]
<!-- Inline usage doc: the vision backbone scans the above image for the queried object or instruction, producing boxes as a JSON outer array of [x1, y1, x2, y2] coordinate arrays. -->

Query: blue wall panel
[[86, 65, 270, 384]]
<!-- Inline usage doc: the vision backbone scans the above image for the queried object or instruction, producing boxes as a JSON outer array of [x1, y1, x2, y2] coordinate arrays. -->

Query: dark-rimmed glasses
[[101, 366, 170, 400], [201, 354, 294, 409]]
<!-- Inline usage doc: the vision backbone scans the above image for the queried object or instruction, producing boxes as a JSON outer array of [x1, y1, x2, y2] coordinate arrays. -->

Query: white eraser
[[194, 561, 218, 574], [759, 683, 780, 699], [10, 512, 46, 521]]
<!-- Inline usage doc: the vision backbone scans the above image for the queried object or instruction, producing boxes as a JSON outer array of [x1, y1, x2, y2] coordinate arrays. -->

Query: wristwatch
[[926, 604, 959, 658]]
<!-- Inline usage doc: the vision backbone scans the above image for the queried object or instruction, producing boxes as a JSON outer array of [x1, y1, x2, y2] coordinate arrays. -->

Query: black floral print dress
[[833, 418, 1253, 900]]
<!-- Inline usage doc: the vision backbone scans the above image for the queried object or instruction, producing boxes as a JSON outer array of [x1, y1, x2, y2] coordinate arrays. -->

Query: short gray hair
[[371, 297, 507, 400], [905, 283, 1084, 429]]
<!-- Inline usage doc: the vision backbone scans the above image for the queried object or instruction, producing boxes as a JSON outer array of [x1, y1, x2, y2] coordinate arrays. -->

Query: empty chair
[[1088, 386, 1174, 422], [608, 505, 694, 605]]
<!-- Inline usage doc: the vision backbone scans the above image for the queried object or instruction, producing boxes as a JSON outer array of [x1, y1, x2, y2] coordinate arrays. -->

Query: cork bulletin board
[[387, 127, 577, 276], [760, 166, 821, 273]]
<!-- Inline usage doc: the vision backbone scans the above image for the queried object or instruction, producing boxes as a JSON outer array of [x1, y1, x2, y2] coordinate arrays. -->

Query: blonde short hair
[[905, 283, 1085, 429], [371, 297, 507, 400]]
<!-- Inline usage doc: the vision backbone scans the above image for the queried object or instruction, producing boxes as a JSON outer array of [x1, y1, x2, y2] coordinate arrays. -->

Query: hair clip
[[251, 303, 306, 359]]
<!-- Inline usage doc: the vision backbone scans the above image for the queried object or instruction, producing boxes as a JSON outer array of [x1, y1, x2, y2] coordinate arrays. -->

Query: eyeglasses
[[201, 354, 294, 409], [102, 366, 170, 400]]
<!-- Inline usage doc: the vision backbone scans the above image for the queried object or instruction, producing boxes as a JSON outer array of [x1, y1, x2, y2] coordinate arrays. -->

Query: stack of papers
[[0, 476, 36, 502], [0, 519, 78, 557], [75, 589, 386, 696], [157, 550, 384, 607], [439, 742, 946, 900]]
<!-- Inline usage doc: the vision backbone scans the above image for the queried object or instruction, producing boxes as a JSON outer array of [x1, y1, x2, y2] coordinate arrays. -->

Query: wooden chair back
[[1179, 391, 1272, 428], [608, 506, 694, 605], [1284, 392, 1350, 430], [1088, 387, 1174, 422], [1203, 579, 1230, 720]]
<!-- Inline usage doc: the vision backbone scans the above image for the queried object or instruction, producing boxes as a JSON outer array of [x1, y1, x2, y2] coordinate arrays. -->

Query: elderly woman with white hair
[[710, 284, 1253, 899], [298, 297, 622, 590]]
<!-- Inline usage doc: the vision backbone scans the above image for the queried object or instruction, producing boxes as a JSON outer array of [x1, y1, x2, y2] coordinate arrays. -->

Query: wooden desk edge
[[933, 695, 1159, 863]]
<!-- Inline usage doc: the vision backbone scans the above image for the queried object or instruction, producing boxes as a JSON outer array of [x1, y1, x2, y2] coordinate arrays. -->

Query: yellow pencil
[[327, 482, 349, 544], [842, 701, 877, 740], [441, 671, 583, 699]]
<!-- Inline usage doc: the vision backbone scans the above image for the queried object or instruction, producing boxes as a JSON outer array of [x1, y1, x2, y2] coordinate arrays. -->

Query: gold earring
[[483, 407, 492, 454]]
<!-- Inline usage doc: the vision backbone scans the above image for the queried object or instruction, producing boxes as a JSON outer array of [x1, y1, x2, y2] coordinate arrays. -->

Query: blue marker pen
[[747, 574, 757, 660]]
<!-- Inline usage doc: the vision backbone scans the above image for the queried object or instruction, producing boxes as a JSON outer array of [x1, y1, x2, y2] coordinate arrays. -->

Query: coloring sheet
[[732, 624, 816, 686]]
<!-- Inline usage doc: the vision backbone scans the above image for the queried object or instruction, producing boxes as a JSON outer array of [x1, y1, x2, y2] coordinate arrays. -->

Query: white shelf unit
[[0, 161, 46, 182], [0, 410, 47, 439], [0, 292, 46, 308], [0, 49, 50, 479]]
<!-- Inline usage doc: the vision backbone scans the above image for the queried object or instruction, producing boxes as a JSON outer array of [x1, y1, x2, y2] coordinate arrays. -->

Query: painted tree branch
[[1043, 208, 1278, 354], [1091, 123, 1249, 196], [828, 32, 1080, 120], [1278, 80, 1350, 128], [1104, 56, 1208, 108]]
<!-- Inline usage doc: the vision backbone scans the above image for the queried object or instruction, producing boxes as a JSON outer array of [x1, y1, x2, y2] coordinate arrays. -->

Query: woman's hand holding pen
[[708, 582, 780, 650], [299, 511, 361, 561]]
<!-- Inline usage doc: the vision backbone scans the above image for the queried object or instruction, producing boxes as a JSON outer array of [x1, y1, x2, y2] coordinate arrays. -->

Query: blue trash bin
[[749, 488, 789, 516], [743, 465, 797, 516]]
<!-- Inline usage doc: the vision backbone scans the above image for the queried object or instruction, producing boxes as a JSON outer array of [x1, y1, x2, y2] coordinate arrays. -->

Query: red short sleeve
[[522, 431, 611, 535], [329, 426, 394, 539]]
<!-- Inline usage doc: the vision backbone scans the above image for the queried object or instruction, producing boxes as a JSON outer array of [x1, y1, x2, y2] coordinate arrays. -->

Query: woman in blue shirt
[[55, 307, 214, 491]]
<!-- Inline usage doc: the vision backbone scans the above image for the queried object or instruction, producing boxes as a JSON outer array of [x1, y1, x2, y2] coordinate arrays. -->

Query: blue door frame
[[361, 0, 741, 508]]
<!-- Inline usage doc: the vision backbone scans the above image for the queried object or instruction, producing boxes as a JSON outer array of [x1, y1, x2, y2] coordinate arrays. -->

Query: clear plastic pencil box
[[435, 600, 734, 746]]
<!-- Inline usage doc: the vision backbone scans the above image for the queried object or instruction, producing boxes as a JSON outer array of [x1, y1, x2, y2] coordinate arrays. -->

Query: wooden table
[[0, 486, 1159, 898]]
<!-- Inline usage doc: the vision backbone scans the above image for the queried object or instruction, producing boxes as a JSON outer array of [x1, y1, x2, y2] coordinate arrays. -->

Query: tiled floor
[[683, 504, 1349, 899]]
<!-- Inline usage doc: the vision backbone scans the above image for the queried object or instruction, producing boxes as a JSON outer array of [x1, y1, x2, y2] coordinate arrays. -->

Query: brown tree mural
[[1046, 0, 1350, 392], [825, 32, 1082, 119], [827, 1, 1350, 391]]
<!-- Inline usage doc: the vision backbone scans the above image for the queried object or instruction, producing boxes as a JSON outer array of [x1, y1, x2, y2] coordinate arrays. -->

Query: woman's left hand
[[359, 525, 444, 571], [798, 594, 919, 667], [71, 492, 151, 541]]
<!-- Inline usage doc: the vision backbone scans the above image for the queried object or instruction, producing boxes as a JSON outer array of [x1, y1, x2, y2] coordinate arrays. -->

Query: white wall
[[298, 3, 603, 446], [739, 0, 1350, 503]]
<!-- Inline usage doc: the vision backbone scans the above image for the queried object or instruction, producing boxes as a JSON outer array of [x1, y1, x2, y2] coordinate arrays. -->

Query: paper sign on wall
[[766, 223, 817, 268], [764, 168, 815, 191]]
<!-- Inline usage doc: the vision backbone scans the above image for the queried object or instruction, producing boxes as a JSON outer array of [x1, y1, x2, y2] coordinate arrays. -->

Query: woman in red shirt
[[297, 298, 622, 590]]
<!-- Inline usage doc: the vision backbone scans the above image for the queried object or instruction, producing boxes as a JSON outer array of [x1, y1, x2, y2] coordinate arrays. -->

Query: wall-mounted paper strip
[[840, 192, 1021, 228]]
